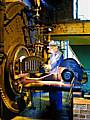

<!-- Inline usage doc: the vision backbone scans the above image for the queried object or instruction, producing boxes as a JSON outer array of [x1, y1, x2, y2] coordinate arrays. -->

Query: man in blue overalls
[[46, 40, 64, 111]]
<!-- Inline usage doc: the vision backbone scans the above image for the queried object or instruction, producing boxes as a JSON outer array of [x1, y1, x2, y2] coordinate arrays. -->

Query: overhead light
[[48, 27, 52, 32]]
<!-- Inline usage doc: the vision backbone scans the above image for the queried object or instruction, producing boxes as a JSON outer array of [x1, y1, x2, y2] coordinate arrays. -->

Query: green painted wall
[[71, 45, 90, 69], [71, 45, 90, 91], [51, 35, 90, 45]]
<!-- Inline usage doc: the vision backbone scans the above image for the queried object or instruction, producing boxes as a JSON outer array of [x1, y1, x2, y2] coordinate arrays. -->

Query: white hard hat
[[48, 40, 60, 48]]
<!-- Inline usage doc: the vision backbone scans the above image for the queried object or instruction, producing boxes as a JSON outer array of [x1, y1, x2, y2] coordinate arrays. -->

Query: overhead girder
[[50, 21, 90, 45], [51, 21, 90, 35]]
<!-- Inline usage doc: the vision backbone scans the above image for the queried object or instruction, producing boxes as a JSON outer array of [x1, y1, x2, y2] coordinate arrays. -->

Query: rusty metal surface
[[0, 1, 30, 113], [52, 21, 90, 35]]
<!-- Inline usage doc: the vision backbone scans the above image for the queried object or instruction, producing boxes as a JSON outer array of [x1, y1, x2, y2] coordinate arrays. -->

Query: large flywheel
[[0, 1, 32, 114], [0, 0, 46, 116], [1, 45, 30, 113]]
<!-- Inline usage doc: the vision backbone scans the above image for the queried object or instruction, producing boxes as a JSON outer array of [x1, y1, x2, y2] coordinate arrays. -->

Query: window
[[74, 0, 90, 20]]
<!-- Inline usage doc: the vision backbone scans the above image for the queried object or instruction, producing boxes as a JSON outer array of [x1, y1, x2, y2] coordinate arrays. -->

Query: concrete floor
[[19, 91, 72, 120]]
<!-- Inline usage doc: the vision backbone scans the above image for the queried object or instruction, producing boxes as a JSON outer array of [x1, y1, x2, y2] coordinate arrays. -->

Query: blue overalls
[[49, 51, 64, 111]]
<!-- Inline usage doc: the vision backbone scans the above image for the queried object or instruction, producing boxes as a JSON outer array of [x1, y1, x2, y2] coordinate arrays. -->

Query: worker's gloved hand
[[43, 64, 51, 72]]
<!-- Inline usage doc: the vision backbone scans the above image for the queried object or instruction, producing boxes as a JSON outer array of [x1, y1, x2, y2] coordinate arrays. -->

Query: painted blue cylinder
[[60, 58, 84, 84]]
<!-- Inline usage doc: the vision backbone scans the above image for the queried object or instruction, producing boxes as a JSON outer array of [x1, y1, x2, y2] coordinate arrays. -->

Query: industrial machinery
[[0, 1, 88, 120], [0, 1, 47, 117], [0, 1, 33, 117]]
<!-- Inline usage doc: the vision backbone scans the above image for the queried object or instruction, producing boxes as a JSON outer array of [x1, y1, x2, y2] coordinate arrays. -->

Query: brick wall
[[73, 98, 90, 120]]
